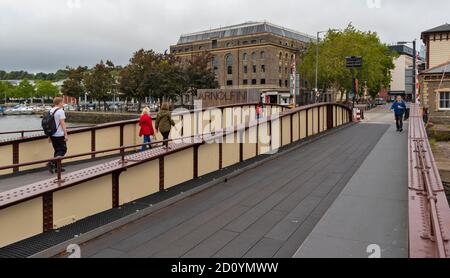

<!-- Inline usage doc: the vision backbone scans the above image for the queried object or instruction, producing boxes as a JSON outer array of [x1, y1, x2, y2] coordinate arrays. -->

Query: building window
[[252, 79, 257, 85], [439, 92, 450, 109], [252, 52, 256, 61], [261, 79, 266, 85], [243, 79, 248, 85], [242, 41, 249, 45], [251, 40, 257, 44], [285, 53, 288, 59], [253, 65, 257, 73], [279, 80, 282, 87], [199, 46, 203, 51], [285, 67, 288, 74], [212, 55, 219, 76], [279, 52, 282, 59], [261, 65, 266, 73], [185, 48, 190, 52], [291, 54, 294, 61], [225, 54, 233, 75], [244, 65, 248, 74], [226, 42, 232, 47], [260, 51, 265, 59], [243, 53, 248, 61], [279, 66, 282, 73], [212, 40, 218, 49], [227, 80, 233, 86], [290, 68, 293, 74], [285, 80, 288, 87]]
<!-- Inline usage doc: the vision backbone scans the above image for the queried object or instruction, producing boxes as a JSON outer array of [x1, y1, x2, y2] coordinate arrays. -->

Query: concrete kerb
[[29, 122, 355, 258]]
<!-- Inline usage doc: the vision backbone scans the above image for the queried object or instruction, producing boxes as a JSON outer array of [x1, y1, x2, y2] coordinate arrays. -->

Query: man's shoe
[[47, 163, 54, 174]]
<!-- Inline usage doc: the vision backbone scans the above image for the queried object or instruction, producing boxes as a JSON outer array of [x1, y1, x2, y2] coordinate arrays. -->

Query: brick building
[[420, 24, 450, 124], [170, 22, 313, 105]]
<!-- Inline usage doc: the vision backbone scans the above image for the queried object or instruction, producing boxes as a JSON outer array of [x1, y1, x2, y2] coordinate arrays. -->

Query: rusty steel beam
[[408, 103, 450, 258]]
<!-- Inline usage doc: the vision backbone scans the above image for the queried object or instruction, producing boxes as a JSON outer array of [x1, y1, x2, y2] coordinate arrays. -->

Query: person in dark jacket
[[390, 96, 407, 132], [156, 102, 175, 149], [139, 107, 155, 152]]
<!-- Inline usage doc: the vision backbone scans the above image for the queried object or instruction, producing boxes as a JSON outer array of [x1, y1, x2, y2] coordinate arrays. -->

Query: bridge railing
[[408, 103, 450, 258], [0, 103, 286, 175], [0, 103, 352, 248]]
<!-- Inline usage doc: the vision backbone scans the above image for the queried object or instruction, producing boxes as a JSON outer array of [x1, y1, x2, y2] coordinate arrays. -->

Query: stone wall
[[421, 76, 450, 124], [66, 111, 139, 124]]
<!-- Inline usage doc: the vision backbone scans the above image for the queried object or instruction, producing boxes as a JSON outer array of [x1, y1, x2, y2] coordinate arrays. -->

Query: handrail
[[0, 102, 285, 140], [0, 102, 347, 174], [408, 103, 450, 258], [0, 102, 351, 211]]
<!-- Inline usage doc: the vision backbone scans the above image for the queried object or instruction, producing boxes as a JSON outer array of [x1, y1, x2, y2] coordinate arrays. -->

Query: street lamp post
[[315, 31, 327, 102], [398, 40, 417, 103]]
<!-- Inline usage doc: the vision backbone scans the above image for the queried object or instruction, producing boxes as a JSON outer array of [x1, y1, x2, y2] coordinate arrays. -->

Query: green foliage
[[83, 61, 116, 105], [35, 80, 59, 98], [15, 79, 35, 99], [0, 70, 67, 81], [299, 24, 397, 100], [61, 66, 87, 99]]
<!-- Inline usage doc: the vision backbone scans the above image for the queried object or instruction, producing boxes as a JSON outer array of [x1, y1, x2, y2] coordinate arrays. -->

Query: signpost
[[346, 56, 363, 109]]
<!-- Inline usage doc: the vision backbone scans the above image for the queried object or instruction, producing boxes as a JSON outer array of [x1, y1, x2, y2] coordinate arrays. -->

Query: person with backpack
[[42, 97, 68, 173], [139, 107, 155, 152], [390, 95, 407, 132], [155, 102, 175, 149]]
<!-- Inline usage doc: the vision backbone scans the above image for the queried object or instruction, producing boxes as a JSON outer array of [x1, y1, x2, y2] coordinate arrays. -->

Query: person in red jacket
[[139, 107, 155, 152]]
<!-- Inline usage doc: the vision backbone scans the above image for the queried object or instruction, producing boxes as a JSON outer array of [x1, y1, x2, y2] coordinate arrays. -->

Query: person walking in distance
[[156, 102, 175, 150], [45, 97, 69, 173], [256, 102, 263, 120], [390, 95, 407, 132], [139, 107, 155, 152]]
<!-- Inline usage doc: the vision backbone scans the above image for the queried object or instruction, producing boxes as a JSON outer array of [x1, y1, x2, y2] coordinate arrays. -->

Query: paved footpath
[[76, 115, 391, 258], [294, 105, 408, 258]]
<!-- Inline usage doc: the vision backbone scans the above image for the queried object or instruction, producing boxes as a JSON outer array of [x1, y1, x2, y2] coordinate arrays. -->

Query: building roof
[[421, 23, 450, 41], [176, 21, 314, 45], [421, 61, 450, 74], [389, 44, 415, 58], [423, 23, 450, 34]]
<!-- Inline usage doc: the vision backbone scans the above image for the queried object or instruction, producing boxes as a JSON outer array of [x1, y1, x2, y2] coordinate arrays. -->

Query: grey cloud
[[0, 0, 449, 72]]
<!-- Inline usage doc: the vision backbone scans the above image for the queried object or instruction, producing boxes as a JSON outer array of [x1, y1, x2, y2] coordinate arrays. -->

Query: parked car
[[375, 98, 387, 105]]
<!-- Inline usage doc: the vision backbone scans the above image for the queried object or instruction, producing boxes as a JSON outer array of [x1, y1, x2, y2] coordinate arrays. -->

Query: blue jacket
[[391, 101, 407, 116]]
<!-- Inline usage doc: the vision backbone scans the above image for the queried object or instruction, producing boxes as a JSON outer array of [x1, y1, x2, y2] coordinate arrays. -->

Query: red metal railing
[[408, 103, 450, 258]]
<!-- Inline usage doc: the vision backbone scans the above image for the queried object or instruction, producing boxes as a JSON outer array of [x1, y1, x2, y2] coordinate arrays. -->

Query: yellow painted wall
[[307, 109, 313, 135], [281, 116, 291, 146], [119, 159, 159, 205], [53, 175, 112, 229], [164, 148, 194, 189], [257, 121, 271, 155], [243, 127, 257, 160], [313, 108, 319, 135], [292, 113, 300, 142], [95, 127, 121, 157], [198, 143, 220, 176], [300, 110, 307, 139], [18, 138, 53, 171], [0, 197, 43, 248], [65, 132, 92, 163], [0, 145, 13, 175], [222, 134, 240, 167], [429, 40, 450, 68]]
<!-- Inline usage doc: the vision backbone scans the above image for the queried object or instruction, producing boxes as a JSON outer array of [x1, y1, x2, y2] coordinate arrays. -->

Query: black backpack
[[42, 108, 61, 137]]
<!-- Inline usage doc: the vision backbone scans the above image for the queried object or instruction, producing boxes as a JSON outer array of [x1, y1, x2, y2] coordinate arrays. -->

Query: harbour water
[[0, 115, 86, 140]]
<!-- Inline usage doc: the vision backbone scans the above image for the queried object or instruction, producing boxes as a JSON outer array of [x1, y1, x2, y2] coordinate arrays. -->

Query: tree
[[61, 66, 87, 100], [16, 79, 35, 103], [118, 49, 161, 110], [298, 24, 397, 101], [84, 61, 115, 109], [180, 52, 219, 105], [35, 80, 59, 104], [0, 81, 14, 103]]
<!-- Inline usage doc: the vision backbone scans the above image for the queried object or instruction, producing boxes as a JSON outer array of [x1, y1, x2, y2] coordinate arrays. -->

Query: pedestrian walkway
[[75, 121, 390, 258], [294, 105, 408, 258]]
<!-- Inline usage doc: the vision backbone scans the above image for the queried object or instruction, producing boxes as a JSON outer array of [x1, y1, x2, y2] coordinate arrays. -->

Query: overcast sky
[[0, 0, 449, 73]]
